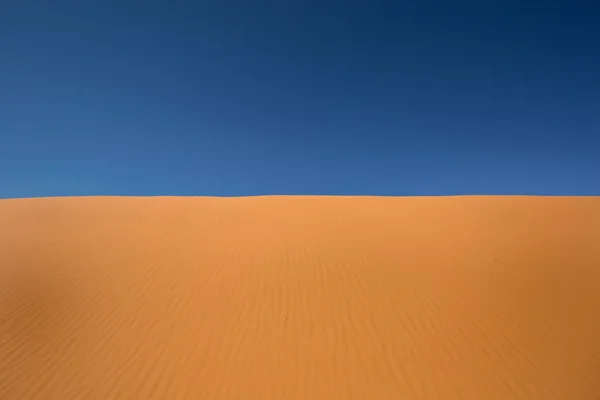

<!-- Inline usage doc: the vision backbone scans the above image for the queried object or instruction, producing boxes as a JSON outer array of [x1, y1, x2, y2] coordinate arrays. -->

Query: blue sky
[[1, 1, 599, 198]]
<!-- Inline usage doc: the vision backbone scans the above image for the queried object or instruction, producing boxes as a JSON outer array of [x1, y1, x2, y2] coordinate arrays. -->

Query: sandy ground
[[0, 196, 599, 399]]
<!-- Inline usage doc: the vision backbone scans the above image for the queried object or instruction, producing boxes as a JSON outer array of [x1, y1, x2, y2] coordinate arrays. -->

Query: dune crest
[[1, 196, 599, 399]]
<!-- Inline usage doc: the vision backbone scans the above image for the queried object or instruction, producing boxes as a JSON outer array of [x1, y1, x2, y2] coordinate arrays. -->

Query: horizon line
[[2, 194, 599, 201]]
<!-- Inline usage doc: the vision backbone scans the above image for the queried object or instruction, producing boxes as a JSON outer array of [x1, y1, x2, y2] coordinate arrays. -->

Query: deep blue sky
[[1, 1, 599, 198]]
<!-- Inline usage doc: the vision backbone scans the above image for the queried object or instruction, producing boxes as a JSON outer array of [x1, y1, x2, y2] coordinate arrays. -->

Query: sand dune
[[1, 196, 599, 399]]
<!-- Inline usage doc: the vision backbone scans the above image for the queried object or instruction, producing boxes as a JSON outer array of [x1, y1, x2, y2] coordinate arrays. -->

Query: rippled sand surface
[[1, 196, 599, 399]]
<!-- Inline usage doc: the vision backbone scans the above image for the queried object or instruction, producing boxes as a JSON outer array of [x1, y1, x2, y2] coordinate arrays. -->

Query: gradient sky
[[1, 1, 599, 198]]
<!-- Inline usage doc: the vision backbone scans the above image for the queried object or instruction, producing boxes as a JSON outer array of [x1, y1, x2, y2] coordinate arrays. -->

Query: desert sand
[[0, 195, 599, 399]]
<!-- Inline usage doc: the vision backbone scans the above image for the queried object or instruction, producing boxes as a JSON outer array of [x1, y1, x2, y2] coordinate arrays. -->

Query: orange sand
[[1, 196, 599, 399]]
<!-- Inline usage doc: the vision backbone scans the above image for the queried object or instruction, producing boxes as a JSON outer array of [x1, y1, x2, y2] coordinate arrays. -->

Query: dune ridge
[[1, 195, 599, 399]]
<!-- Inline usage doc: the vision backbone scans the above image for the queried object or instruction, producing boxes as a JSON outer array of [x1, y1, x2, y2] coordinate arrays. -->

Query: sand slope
[[1, 196, 599, 399]]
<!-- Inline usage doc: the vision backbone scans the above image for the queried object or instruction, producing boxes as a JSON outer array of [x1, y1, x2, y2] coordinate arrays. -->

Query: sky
[[1, 1, 599, 198]]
